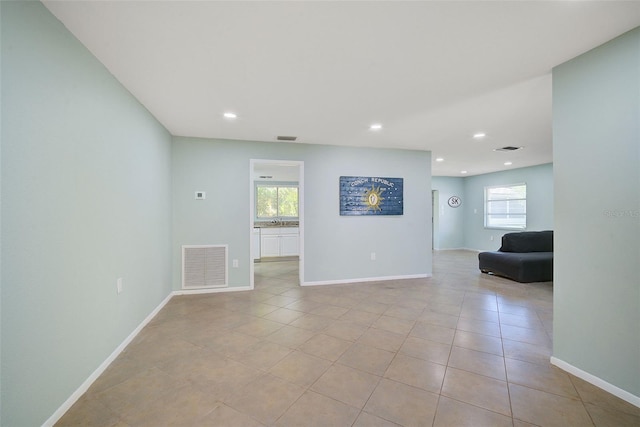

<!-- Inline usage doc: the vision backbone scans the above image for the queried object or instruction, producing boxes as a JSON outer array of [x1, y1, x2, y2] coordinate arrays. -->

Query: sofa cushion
[[500, 230, 553, 253], [479, 251, 553, 283]]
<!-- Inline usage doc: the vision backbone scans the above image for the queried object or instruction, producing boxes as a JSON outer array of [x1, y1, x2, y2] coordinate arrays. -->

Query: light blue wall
[[431, 177, 465, 249], [432, 164, 553, 251], [553, 27, 639, 398], [172, 137, 432, 287], [463, 164, 554, 251], [1, 2, 173, 426]]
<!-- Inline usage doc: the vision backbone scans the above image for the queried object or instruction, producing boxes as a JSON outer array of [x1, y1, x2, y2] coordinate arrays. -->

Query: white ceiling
[[43, 1, 640, 176]]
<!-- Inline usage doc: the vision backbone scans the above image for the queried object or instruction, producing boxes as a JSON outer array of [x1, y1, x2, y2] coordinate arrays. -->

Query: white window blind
[[484, 184, 527, 229]]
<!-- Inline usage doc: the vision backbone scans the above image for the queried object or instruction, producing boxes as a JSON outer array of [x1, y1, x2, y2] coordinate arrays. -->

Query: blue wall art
[[340, 176, 404, 216]]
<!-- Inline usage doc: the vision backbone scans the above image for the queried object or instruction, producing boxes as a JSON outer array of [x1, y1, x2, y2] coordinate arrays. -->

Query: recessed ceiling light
[[435, 157, 444, 162], [223, 112, 237, 119], [473, 132, 486, 139], [504, 161, 513, 166], [461, 170, 468, 174], [370, 123, 382, 130]]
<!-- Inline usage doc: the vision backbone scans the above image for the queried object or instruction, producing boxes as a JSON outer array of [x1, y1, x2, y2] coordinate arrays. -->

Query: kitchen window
[[256, 184, 299, 219], [484, 183, 527, 229]]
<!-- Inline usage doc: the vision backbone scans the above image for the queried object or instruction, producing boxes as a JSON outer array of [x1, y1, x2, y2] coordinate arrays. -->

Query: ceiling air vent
[[277, 136, 297, 141], [494, 146, 523, 152]]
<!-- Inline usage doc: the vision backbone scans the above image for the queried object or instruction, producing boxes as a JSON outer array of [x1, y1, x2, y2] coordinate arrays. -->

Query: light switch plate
[[195, 191, 206, 200]]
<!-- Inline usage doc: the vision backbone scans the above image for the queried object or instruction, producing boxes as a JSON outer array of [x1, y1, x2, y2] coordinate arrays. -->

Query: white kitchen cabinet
[[260, 227, 299, 257], [280, 234, 299, 256], [261, 234, 281, 257]]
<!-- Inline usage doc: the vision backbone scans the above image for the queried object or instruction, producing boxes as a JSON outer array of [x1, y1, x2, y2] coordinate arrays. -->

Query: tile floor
[[56, 250, 640, 426]]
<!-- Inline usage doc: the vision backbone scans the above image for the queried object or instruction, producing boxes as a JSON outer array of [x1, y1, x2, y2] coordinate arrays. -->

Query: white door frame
[[249, 159, 304, 288]]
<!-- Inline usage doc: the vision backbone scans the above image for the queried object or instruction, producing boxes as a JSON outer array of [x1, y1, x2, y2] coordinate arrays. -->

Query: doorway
[[249, 159, 304, 289], [432, 190, 440, 250]]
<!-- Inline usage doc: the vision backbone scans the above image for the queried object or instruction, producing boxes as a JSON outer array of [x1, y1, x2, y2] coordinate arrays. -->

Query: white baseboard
[[173, 285, 253, 295], [43, 282, 258, 426], [550, 357, 640, 408], [42, 292, 174, 427], [302, 273, 430, 287]]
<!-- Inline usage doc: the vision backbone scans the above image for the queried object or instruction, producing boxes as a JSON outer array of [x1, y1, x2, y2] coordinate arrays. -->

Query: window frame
[[255, 181, 299, 220], [484, 183, 527, 230]]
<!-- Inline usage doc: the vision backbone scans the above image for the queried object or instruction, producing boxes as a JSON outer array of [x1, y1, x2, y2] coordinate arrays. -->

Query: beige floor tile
[[384, 353, 446, 393], [262, 307, 305, 324], [418, 310, 459, 329], [122, 335, 203, 366], [54, 395, 121, 427], [585, 402, 640, 427], [192, 330, 260, 357], [284, 298, 324, 313], [94, 367, 189, 417], [441, 367, 511, 416], [84, 356, 152, 396], [499, 312, 544, 329], [323, 320, 368, 342], [230, 340, 291, 371], [185, 357, 263, 400], [410, 321, 456, 344], [118, 384, 218, 427], [570, 375, 640, 417], [433, 395, 513, 427], [364, 378, 439, 427], [298, 333, 352, 361], [502, 337, 552, 366], [268, 350, 331, 387], [340, 308, 381, 326], [58, 253, 632, 427], [453, 330, 504, 356], [275, 390, 360, 427], [352, 411, 401, 426], [263, 295, 299, 307], [399, 336, 451, 365], [384, 305, 424, 321], [448, 346, 506, 381], [357, 328, 406, 352], [372, 315, 415, 335], [338, 343, 395, 376], [263, 324, 315, 348], [309, 304, 350, 319], [425, 301, 463, 317], [311, 363, 380, 409], [353, 300, 391, 314], [500, 323, 551, 347], [459, 307, 500, 323], [224, 374, 305, 425], [510, 383, 592, 427], [231, 318, 284, 338], [462, 298, 498, 312], [289, 313, 334, 331], [243, 302, 281, 317], [456, 317, 501, 337], [505, 357, 579, 398], [498, 302, 537, 317], [192, 403, 265, 427]]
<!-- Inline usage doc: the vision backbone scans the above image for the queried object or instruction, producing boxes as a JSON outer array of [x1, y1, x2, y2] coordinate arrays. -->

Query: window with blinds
[[484, 183, 527, 229]]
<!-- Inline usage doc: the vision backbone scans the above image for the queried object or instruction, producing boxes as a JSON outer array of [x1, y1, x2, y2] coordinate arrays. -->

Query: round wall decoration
[[448, 196, 462, 208]]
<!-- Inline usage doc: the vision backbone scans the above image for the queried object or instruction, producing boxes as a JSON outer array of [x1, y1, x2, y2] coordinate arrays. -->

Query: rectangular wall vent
[[277, 135, 297, 141], [182, 245, 228, 289]]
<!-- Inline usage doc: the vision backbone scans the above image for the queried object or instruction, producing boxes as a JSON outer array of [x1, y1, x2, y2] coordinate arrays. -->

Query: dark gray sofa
[[478, 230, 553, 283]]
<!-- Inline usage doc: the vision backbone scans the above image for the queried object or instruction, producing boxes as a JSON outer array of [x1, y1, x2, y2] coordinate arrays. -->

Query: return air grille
[[182, 245, 228, 289]]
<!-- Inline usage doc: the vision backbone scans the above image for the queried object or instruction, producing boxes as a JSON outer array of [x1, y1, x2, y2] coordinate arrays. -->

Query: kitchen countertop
[[254, 221, 299, 228]]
